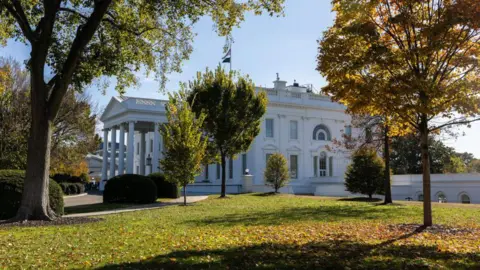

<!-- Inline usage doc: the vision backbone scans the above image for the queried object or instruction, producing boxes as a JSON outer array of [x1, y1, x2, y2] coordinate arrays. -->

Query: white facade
[[96, 76, 480, 204]]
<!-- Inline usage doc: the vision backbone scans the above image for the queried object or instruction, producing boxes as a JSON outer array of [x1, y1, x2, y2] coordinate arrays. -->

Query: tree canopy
[[318, 0, 480, 226], [187, 66, 267, 197]]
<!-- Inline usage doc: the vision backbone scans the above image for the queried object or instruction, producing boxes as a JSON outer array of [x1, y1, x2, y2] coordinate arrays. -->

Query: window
[[150, 139, 153, 152], [290, 120, 298, 140], [242, 154, 247, 174], [205, 165, 209, 180], [216, 163, 220, 180], [229, 158, 233, 179], [312, 124, 331, 141], [437, 192, 447, 203], [266, 119, 274, 138], [417, 193, 424, 201], [365, 128, 373, 143], [290, 155, 298, 179], [318, 131, 326, 141], [319, 152, 327, 176], [461, 194, 470, 204], [266, 153, 272, 163], [137, 142, 139, 155], [328, 156, 333, 176], [345, 125, 352, 137], [313, 156, 318, 177], [136, 166, 139, 174]]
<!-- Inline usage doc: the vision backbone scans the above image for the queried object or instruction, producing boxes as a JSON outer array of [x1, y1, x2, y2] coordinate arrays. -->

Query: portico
[[99, 96, 167, 190]]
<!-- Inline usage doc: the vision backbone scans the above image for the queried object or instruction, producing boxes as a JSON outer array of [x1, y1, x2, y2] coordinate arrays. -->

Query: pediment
[[100, 97, 127, 122], [262, 144, 278, 151], [287, 145, 302, 152]]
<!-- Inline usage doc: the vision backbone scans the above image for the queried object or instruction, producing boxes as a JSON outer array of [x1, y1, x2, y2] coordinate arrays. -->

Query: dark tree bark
[[7, 0, 113, 221], [420, 113, 432, 227], [220, 152, 226, 198], [183, 185, 187, 206], [383, 124, 392, 204]]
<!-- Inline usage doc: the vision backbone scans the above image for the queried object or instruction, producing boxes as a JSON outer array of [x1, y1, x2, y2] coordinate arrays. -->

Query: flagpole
[[230, 42, 232, 72]]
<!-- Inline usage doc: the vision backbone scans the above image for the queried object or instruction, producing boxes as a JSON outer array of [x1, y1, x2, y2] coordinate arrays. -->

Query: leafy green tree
[[187, 66, 267, 198], [264, 152, 289, 193], [160, 92, 207, 206], [0, 0, 284, 220], [468, 159, 480, 173], [318, 0, 480, 226], [0, 58, 98, 174], [345, 148, 385, 199], [444, 155, 467, 174]]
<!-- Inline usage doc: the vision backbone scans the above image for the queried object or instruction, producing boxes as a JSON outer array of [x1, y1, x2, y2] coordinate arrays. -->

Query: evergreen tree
[[264, 153, 289, 193], [345, 149, 385, 199]]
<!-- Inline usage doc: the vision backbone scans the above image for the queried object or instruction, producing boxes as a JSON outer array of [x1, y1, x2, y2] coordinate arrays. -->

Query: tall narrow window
[[229, 158, 233, 179], [328, 156, 333, 176], [136, 166, 139, 174], [266, 153, 272, 163], [290, 155, 298, 179], [266, 118, 274, 138], [290, 120, 298, 140], [365, 128, 373, 143], [216, 163, 220, 180], [345, 125, 352, 137], [319, 152, 327, 176], [313, 156, 318, 177], [242, 154, 247, 174], [150, 139, 153, 152], [137, 142, 139, 155], [205, 164, 209, 180]]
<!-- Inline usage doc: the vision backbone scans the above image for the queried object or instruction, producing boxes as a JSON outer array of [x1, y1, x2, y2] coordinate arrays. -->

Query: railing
[[135, 99, 157, 106]]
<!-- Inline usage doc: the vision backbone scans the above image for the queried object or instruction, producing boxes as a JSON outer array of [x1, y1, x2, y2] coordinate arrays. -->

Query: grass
[[64, 198, 177, 215], [1, 194, 480, 269]]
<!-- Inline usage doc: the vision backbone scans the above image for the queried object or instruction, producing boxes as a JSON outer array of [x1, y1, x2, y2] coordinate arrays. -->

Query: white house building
[[94, 75, 480, 204]]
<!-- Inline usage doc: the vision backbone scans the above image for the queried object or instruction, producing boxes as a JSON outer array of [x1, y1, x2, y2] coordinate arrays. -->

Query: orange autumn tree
[[318, 0, 480, 226]]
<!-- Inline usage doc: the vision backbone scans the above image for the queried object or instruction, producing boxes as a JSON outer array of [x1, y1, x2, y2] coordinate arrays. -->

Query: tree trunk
[[183, 185, 187, 206], [420, 114, 432, 227], [383, 124, 392, 204], [14, 80, 55, 221], [220, 153, 226, 198], [369, 194, 372, 199]]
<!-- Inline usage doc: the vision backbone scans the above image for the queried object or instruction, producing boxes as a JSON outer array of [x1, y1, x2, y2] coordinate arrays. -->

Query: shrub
[[52, 173, 86, 184], [264, 153, 290, 193], [148, 173, 180, 198], [0, 170, 64, 219], [103, 174, 157, 204], [345, 148, 385, 199], [58, 182, 85, 195], [79, 173, 89, 183]]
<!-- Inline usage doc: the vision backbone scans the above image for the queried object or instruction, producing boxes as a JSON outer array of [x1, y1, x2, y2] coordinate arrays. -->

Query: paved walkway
[[64, 195, 208, 217], [64, 191, 103, 207]]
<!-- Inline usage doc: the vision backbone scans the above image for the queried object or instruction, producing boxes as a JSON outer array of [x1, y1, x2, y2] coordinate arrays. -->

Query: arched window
[[312, 124, 331, 141], [437, 192, 447, 203], [460, 193, 471, 204], [319, 152, 327, 176], [417, 193, 424, 201]]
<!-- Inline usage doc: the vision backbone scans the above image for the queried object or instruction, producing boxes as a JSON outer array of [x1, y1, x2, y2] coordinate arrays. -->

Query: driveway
[[64, 191, 103, 207]]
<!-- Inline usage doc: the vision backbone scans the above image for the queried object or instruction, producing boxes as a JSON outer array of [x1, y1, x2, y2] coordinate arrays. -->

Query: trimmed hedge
[[59, 182, 85, 195], [0, 170, 64, 219], [103, 174, 157, 204], [148, 173, 180, 199], [52, 173, 85, 184]]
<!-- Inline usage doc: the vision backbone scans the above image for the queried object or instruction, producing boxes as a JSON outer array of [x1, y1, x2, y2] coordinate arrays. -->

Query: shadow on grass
[[64, 203, 132, 215], [252, 192, 279, 197], [96, 232, 479, 269], [184, 203, 415, 227], [337, 197, 382, 202]]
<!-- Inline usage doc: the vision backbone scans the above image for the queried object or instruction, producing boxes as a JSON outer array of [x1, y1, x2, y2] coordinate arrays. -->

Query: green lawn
[[1, 194, 480, 269]]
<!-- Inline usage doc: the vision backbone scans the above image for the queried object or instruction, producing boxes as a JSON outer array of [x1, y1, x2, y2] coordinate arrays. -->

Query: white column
[[153, 122, 160, 173], [127, 121, 135, 174], [118, 124, 125, 175], [109, 126, 117, 178], [140, 131, 146, 175], [101, 128, 109, 190]]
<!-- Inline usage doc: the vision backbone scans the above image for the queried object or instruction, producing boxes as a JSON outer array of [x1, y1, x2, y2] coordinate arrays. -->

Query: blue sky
[[0, 0, 478, 157]]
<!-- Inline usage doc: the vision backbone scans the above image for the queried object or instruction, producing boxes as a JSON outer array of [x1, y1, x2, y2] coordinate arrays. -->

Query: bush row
[[0, 170, 64, 219], [52, 173, 89, 184], [59, 182, 85, 195], [103, 173, 180, 204]]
